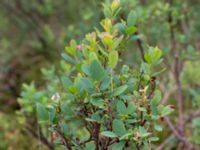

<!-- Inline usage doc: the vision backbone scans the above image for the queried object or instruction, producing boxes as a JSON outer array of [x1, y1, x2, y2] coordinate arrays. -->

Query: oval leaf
[[108, 51, 118, 68]]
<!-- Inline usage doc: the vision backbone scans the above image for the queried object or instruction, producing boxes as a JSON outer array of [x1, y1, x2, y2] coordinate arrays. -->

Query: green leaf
[[65, 40, 77, 56], [140, 62, 150, 74], [100, 77, 110, 91], [61, 77, 73, 89], [154, 124, 163, 132], [86, 112, 101, 123], [61, 53, 76, 65], [101, 131, 118, 138], [127, 10, 137, 26], [113, 85, 128, 96], [117, 100, 127, 115], [151, 100, 159, 116], [110, 141, 126, 150], [61, 103, 73, 119], [82, 64, 90, 75], [89, 60, 105, 81], [89, 52, 98, 63], [126, 102, 136, 114], [116, 23, 126, 34], [91, 112, 101, 122], [161, 106, 173, 116], [103, 3, 112, 18], [78, 77, 94, 93], [36, 103, 49, 123], [144, 47, 162, 64], [139, 126, 151, 137], [152, 90, 162, 105], [108, 51, 118, 68], [149, 137, 159, 142], [61, 124, 69, 136], [84, 142, 95, 150], [90, 98, 104, 108], [126, 26, 137, 35], [112, 119, 127, 136], [48, 107, 56, 122]]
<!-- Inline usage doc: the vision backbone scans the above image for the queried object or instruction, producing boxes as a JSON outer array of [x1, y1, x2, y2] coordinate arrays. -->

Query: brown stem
[[156, 110, 200, 150], [93, 123, 100, 150], [155, 134, 174, 150], [174, 53, 184, 135], [164, 117, 191, 149], [185, 110, 200, 123], [136, 143, 141, 150], [57, 129, 72, 150], [168, 9, 184, 137], [134, 31, 145, 61]]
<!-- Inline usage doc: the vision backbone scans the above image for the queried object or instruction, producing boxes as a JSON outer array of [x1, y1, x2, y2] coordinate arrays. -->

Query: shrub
[[18, 1, 173, 149]]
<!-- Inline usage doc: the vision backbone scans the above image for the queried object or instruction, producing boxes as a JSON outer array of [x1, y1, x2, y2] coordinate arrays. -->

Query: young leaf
[[126, 26, 137, 35], [144, 47, 162, 64]]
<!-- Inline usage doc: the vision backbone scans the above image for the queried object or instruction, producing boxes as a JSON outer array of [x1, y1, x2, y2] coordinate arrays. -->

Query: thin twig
[[155, 134, 174, 150], [168, 9, 184, 137], [57, 129, 72, 150], [135, 32, 145, 61], [164, 117, 192, 149]]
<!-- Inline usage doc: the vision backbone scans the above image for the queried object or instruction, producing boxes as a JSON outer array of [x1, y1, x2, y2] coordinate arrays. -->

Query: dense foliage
[[0, 0, 200, 149]]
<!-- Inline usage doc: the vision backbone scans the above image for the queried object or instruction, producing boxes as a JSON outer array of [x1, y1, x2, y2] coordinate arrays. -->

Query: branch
[[164, 117, 192, 149], [185, 110, 200, 123], [168, 10, 184, 136], [160, 85, 176, 105], [155, 134, 174, 150], [25, 125, 55, 150], [56, 128, 72, 150], [93, 123, 100, 150], [135, 32, 145, 61], [156, 111, 200, 150]]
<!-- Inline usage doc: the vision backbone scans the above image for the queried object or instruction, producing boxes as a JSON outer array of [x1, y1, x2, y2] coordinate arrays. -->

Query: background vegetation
[[0, 0, 200, 150]]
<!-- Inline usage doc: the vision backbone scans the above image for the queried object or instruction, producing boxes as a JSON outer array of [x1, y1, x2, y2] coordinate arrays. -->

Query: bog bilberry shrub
[[18, 1, 173, 149]]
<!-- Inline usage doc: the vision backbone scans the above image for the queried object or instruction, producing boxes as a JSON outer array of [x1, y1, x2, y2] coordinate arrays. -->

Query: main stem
[[168, 10, 184, 136]]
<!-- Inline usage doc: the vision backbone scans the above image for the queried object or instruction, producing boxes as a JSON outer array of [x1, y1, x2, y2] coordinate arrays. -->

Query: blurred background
[[0, 0, 200, 150]]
